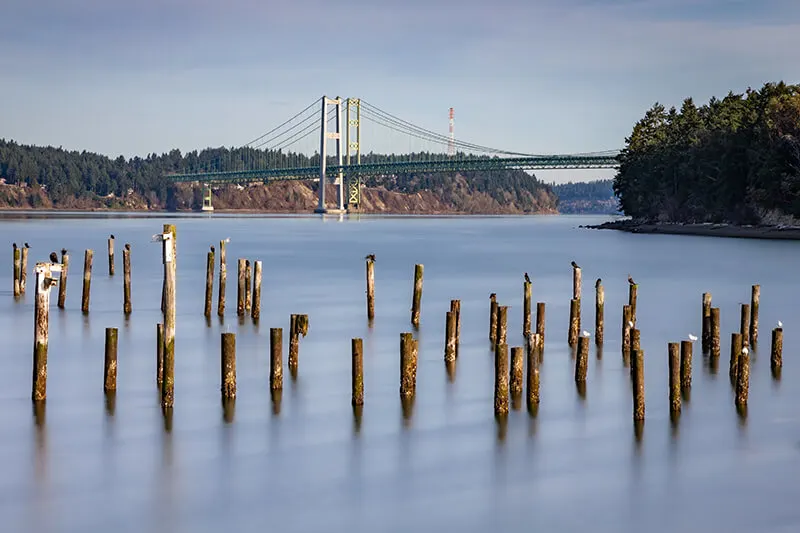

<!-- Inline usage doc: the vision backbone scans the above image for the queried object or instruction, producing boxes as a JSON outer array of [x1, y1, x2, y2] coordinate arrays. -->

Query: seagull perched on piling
[[49, 251, 58, 263], [582, 330, 591, 337], [778, 320, 783, 328], [571, 261, 579, 269], [365, 254, 376, 262], [742, 346, 749, 355], [688, 334, 698, 342], [628, 320, 635, 329], [524, 272, 531, 283]]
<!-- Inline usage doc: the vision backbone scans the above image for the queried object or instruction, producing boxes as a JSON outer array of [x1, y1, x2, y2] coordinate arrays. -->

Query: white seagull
[[628, 320, 635, 328], [778, 320, 783, 328], [582, 330, 591, 337], [688, 334, 698, 342], [742, 346, 749, 355]]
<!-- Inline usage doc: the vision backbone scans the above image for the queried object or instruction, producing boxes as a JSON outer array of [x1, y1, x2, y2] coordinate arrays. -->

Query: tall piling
[[20, 243, 28, 293], [526, 333, 541, 412], [444, 311, 457, 362], [628, 282, 638, 324], [366, 256, 375, 321], [632, 348, 645, 421], [411, 264, 424, 328], [237, 258, 246, 317], [204, 246, 214, 318], [270, 327, 283, 390], [32, 263, 60, 401], [494, 343, 509, 416], [122, 244, 132, 315], [496, 305, 508, 347], [771, 327, 783, 376], [536, 302, 545, 350], [729, 332, 742, 385], [400, 332, 418, 397], [750, 285, 760, 344], [668, 342, 681, 415], [701, 293, 712, 352], [81, 249, 93, 313], [680, 340, 692, 391], [352, 338, 364, 406], [510, 346, 524, 396], [575, 334, 589, 384], [156, 323, 164, 388], [217, 239, 227, 317], [622, 305, 632, 365], [245, 260, 252, 312], [572, 263, 581, 300], [523, 280, 532, 336], [489, 294, 498, 344], [288, 314, 309, 374], [57, 249, 68, 309], [735, 347, 750, 409], [740, 303, 751, 347], [251, 260, 262, 320], [221, 332, 236, 398], [568, 298, 580, 347], [107, 235, 115, 276], [104, 327, 118, 392], [710, 307, 721, 361], [13, 243, 20, 298], [450, 299, 461, 354], [160, 224, 177, 409], [595, 279, 604, 345]]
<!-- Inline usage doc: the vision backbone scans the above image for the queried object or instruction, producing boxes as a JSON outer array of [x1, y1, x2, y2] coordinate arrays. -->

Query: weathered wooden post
[[57, 249, 68, 309], [13, 243, 21, 298], [739, 303, 751, 347], [32, 262, 61, 401], [156, 323, 164, 388], [237, 258, 246, 317], [411, 264, 423, 328], [365, 255, 375, 321], [204, 245, 214, 318], [122, 244, 132, 315], [104, 327, 118, 392], [572, 262, 581, 300], [20, 243, 29, 293], [632, 328, 641, 355], [510, 346, 524, 396], [288, 314, 309, 374], [575, 332, 589, 384], [668, 342, 681, 415], [701, 293, 712, 352], [489, 293, 498, 344], [595, 279, 604, 345], [352, 338, 364, 406], [710, 307, 721, 360], [400, 332, 417, 397], [735, 347, 750, 409], [496, 305, 508, 346], [771, 327, 783, 376], [494, 343, 509, 416], [729, 332, 742, 385], [81, 249, 93, 313], [628, 280, 638, 324], [217, 238, 228, 317], [680, 339, 693, 391], [536, 302, 545, 350], [568, 299, 580, 347], [270, 327, 283, 390], [622, 305, 632, 365], [444, 311, 457, 362], [107, 235, 115, 276], [450, 299, 461, 354], [251, 260, 262, 320], [523, 279, 532, 336], [526, 333, 541, 412], [750, 285, 760, 344], [245, 260, 252, 312], [159, 225, 177, 409], [221, 332, 236, 398], [632, 348, 645, 421]]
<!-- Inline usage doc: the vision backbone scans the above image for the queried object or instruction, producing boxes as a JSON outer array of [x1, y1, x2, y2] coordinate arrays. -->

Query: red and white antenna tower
[[448, 107, 455, 157]]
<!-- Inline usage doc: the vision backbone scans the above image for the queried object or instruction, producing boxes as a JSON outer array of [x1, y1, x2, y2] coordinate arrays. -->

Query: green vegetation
[[614, 81, 800, 225], [551, 179, 618, 214]]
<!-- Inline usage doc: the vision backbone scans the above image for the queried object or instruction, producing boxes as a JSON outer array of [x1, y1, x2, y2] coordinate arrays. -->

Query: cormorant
[[524, 272, 531, 283], [211, 245, 215, 253], [61, 248, 67, 256], [49, 251, 58, 263], [110, 234, 115, 239], [489, 292, 496, 300], [24, 242, 29, 248], [125, 243, 131, 251], [365, 254, 376, 262], [595, 278, 602, 287], [571, 261, 579, 269]]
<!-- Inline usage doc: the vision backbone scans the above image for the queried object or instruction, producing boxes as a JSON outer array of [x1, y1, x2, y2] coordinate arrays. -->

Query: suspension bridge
[[165, 96, 620, 213]]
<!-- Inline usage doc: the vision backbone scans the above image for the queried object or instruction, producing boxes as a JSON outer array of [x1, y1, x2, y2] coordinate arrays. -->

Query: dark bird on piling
[[49, 252, 58, 263], [489, 292, 496, 299], [110, 234, 115, 239], [24, 242, 30, 248], [595, 278, 602, 288], [571, 261, 579, 269], [210, 245, 215, 253], [524, 272, 531, 283], [365, 254, 376, 262], [61, 248, 67, 256], [125, 243, 130, 251], [12, 243, 17, 250], [628, 275, 635, 285]]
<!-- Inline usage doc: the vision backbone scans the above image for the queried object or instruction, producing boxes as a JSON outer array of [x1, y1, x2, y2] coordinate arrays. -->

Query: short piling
[[750, 285, 760, 344], [568, 298, 580, 347], [217, 239, 227, 317], [489, 293, 498, 344], [221, 332, 236, 398], [400, 332, 417, 397], [444, 311, 457, 362], [735, 347, 750, 408], [680, 340, 692, 391], [237, 258, 246, 317], [595, 279, 604, 345], [107, 235, 115, 276], [13, 243, 20, 298], [57, 249, 68, 309], [270, 327, 283, 390], [251, 260, 262, 320], [668, 342, 681, 415], [632, 348, 645, 421], [204, 246, 214, 318], [411, 264, 423, 328], [160, 224, 177, 409], [287, 314, 308, 374], [523, 280, 532, 336], [245, 260, 252, 312], [81, 249, 93, 313], [156, 323, 164, 388], [494, 343, 510, 416], [702, 293, 712, 352], [740, 303, 751, 347], [526, 333, 541, 412], [575, 334, 589, 384], [536, 302, 545, 350], [366, 256, 375, 321], [496, 305, 508, 347], [104, 327, 118, 392], [622, 305, 632, 365], [122, 244, 131, 314], [20, 243, 28, 293], [710, 307, 721, 360], [510, 346, 524, 396], [729, 332, 742, 385], [352, 338, 364, 406], [771, 327, 783, 375]]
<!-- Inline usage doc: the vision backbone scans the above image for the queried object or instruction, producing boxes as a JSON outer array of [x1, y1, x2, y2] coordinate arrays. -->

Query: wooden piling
[[32, 263, 58, 401], [735, 347, 750, 408], [237, 258, 246, 317], [668, 342, 681, 414], [489, 294, 498, 344], [161, 224, 177, 409], [444, 311, 457, 362], [366, 256, 375, 321], [411, 264, 423, 328], [104, 327, 118, 392], [523, 280, 532, 336], [204, 246, 214, 318], [13, 244, 20, 298], [572, 263, 582, 300], [729, 332, 742, 385], [494, 343, 509, 416], [496, 305, 508, 346], [632, 328, 641, 355], [217, 239, 227, 316], [251, 260, 262, 320], [245, 260, 252, 312], [57, 249, 68, 309], [622, 305, 632, 365], [680, 340, 692, 391], [270, 327, 283, 390], [740, 303, 751, 347], [81, 249, 93, 313], [20, 244, 28, 293], [352, 338, 364, 406], [450, 299, 461, 354], [107, 235, 115, 276], [771, 327, 783, 375], [122, 244, 131, 315], [575, 334, 589, 383], [156, 323, 164, 388], [568, 298, 580, 347], [510, 346, 524, 395], [400, 332, 418, 397], [750, 285, 760, 344], [632, 348, 645, 421], [710, 307, 721, 360], [595, 279, 604, 345], [701, 293, 712, 352], [536, 302, 545, 349], [287, 314, 308, 373], [629, 283, 638, 324], [221, 332, 236, 398], [526, 333, 541, 412]]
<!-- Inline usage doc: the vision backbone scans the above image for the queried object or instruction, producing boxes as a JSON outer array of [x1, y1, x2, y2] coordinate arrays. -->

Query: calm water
[[0, 212, 798, 533]]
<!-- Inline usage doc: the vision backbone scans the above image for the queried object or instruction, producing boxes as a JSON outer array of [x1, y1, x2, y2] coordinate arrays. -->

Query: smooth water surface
[[0, 212, 798, 533]]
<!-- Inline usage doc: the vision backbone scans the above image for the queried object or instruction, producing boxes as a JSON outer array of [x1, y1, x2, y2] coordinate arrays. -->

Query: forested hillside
[[551, 179, 618, 214]]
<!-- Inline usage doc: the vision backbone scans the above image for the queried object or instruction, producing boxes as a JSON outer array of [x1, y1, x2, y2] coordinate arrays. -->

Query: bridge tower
[[345, 98, 362, 211], [315, 95, 344, 214]]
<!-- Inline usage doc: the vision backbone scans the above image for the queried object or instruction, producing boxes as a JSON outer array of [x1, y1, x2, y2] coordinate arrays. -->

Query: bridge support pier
[[201, 183, 213, 212], [315, 96, 345, 214]]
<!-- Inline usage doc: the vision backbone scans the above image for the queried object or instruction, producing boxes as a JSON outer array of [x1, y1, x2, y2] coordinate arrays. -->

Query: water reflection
[[352, 404, 363, 435], [495, 414, 508, 444], [270, 389, 282, 416], [222, 397, 236, 424], [445, 360, 456, 383], [400, 395, 415, 428], [105, 391, 117, 417]]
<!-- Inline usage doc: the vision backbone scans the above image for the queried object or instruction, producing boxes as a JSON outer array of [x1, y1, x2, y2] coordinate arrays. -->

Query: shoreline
[[586, 219, 800, 240]]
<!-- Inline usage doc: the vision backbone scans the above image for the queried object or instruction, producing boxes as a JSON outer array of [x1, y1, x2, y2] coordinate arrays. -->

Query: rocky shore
[[586, 218, 800, 240]]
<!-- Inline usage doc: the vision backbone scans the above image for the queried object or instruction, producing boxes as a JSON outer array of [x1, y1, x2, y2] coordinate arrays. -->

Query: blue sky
[[1, 0, 799, 182]]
